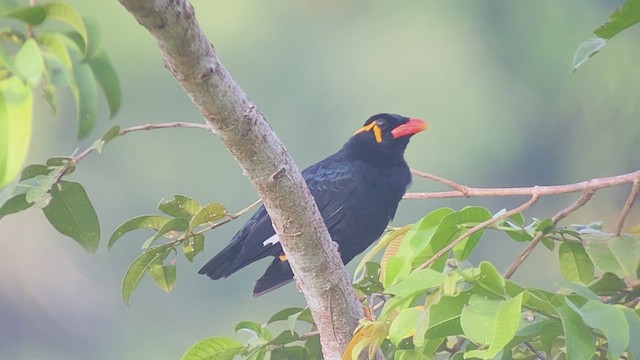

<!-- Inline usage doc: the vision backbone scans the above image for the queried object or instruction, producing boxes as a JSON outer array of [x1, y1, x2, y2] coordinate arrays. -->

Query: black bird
[[199, 114, 427, 296]]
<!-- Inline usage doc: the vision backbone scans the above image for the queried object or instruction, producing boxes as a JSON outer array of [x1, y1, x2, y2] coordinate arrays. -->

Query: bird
[[198, 113, 427, 297]]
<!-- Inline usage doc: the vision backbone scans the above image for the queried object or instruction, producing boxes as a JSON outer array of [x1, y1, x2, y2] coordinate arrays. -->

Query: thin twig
[[524, 341, 546, 360], [613, 177, 640, 236], [404, 170, 640, 199], [119, 121, 210, 135], [417, 195, 540, 270], [50, 122, 211, 183], [410, 168, 469, 195], [503, 190, 594, 279]]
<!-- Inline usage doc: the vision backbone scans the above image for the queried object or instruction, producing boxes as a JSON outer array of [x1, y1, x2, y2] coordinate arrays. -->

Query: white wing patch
[[263, 234, 279, 247]]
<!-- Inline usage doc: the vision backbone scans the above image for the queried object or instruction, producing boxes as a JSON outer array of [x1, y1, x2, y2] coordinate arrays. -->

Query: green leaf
[[587, 272, 627, 296], [584, 235, 640, 278], [385, 269, 445, 297], [559, 242, 594, 284], [0, 193, 31, 219], [556, 279, 599, 301], [477, 261, 505, 295], [425, 292, 470, 339], [91, 125, 121, 153], [121, 244, 172, 305], [19, 164, 48, 181], [271, 346, 306, 360], [383, 255, 412, 289], [0, 77, 32, 187], [572, 38, 606, 73], [267, 307, 305, 325], [421, 337, 444, 357], [452, 228, 483, 260], [508, 212, 524, 226], [148, 261, 176, 293], [44, 3, 98, 58], [353, 261, 384, 295], [182, 233, 204, 262], [141, 217, 189, 250], [623, 309, 640, 360], [412, 207, 491, 271], [520, 288, 558, 316], [235, 320, 271, 341], [46, 156, 74, 175], [159, 195, 201, 218], [567, 299, 629, 360], [0, 47, 18, 75], [412, 301, 431, 348], [396, 208, 454, 259], [0, 5, 46, 25], [15, 38, 44, 86], [189, 202, 226, 229], [460, 293, 523, 359], [181, 337, 246, 360], [88, 49, 120, 118], [552, 296, 596, 360], [69, 49, 97, 139], [395, 349, 428, 360], [355, 225, 411, 280], [304, 334, 321, 360], [78, 16, 101, 58], [42, 181, 100, 253], [38, 33, 73, 69], [23, 174, 55, 207], [594, 0, 640, 40], [108, 215, 170, 249], [389, 307, 421, 345]]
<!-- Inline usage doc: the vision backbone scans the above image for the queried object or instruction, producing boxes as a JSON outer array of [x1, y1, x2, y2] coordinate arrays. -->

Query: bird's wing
[[304, 156, 360, 231], [226, 154, 359, 273], [225, 205, 278, 274]]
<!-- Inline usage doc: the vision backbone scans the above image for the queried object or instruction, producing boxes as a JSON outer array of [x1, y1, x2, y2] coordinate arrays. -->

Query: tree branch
[[614, 177, 640, 236], [116, 1, 362, 358], [503, 190, 594, 279], [409, 169, 639, 278], [417, 194, 540, 270], [406, 169, 640, 199]]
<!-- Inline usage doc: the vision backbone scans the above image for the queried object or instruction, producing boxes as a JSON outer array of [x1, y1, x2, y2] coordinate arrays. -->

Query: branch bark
[[116, 1, 362, 358], [406, 169, 640, 199]]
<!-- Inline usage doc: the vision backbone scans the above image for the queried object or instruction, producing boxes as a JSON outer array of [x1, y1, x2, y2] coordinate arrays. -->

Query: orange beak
[[391, 118, 428, 139]]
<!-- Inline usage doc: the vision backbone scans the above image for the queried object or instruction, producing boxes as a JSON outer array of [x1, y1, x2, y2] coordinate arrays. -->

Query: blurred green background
[[1, 1, 639, 359]]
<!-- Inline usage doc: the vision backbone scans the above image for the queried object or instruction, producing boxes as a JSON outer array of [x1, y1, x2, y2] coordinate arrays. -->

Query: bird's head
[[346, 113, 427, 161]]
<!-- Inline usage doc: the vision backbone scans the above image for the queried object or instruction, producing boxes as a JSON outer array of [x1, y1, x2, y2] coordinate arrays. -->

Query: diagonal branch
[[417, 194, 541, 270], [613, 177, 640, 236], [116, 1, 362, 358], [410, 168, 469, 194], [503, 190, 594, 279]]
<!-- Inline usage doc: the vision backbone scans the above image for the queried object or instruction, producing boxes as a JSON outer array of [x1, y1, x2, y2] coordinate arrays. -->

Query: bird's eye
[[375, 120, 388, 130]]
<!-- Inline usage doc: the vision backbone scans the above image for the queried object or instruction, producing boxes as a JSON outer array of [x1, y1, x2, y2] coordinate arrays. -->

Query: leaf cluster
[[182, 308, 320, 360], [0, 1, 121, 187], [109, 194, 228, 305], [199, 207, 640, 359]]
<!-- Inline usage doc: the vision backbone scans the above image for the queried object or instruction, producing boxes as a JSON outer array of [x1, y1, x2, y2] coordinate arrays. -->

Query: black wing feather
[[199, 152, 359, 280]]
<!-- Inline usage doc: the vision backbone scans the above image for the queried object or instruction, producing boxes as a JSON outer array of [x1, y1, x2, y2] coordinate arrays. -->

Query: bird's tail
[[198, 241, 243, 280], [251, 257, 294, 297]]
